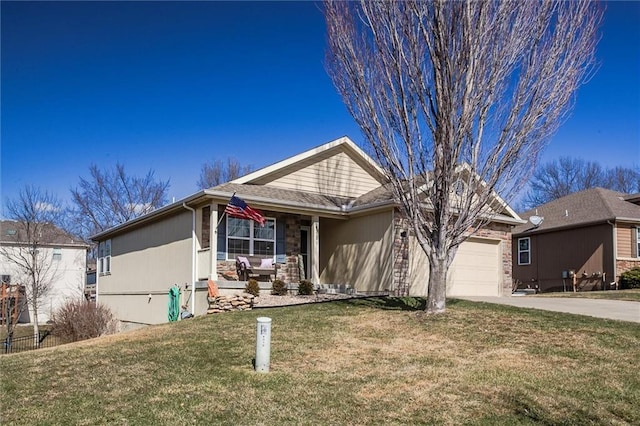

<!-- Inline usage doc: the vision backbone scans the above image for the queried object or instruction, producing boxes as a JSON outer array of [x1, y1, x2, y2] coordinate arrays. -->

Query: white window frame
[[518, 237, 531, 265], [99, 239, 111, 274], [636, 228, 640, 257], [226, 217, 276, 260], [52, 247, 62, 261]]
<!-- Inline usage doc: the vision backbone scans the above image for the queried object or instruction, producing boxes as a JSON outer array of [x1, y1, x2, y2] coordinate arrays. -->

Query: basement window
[[518, 237, 531, 265]]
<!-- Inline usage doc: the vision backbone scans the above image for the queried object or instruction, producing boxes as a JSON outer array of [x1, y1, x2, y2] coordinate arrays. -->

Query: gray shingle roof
[[514, 188, 640, 235], [211, 183, 354, 210], [0, 220, 87, 246]]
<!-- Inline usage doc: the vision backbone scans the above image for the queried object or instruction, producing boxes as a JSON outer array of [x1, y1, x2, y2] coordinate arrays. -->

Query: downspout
[[607, 220, 616, 289], [95, 257, 99, 305], [183, 203, 196, 315]]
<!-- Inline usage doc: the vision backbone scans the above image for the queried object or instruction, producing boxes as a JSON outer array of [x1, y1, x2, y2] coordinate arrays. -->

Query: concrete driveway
[[458, 296, 640, 323]]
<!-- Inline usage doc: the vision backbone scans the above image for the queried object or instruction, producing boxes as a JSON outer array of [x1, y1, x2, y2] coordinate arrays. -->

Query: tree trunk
[[426, 254, 448, 314], [32, 306, 40, 349]]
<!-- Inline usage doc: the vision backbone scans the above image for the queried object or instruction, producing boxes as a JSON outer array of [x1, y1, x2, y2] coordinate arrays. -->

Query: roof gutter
[[91, 191, 209, 240], [513, 216, 640, 237], [202, 190, 348, 216]]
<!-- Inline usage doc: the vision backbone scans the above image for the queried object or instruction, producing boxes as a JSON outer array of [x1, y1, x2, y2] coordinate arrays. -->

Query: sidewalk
[[458, 296, 640, 323]]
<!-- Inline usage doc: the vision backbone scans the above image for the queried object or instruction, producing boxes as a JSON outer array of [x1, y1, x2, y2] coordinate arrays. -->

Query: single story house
[[92, 136, 523, 326], [0, 220, 88, 323], [513, 188, 640, 293]]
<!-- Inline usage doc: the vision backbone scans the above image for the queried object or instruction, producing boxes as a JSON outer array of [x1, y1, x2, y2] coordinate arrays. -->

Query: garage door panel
[[408, 237, 501, 297], [447, 239, 500, 297]]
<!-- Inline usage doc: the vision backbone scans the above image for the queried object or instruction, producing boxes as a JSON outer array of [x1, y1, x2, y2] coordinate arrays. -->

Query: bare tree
[[523, 158, 640, 208], [325, 1, 602, 313], [1, 186, 65, 345], [197, 158, 253, 189], [604, 166, 640, 194], [68, 163, 170, 240]]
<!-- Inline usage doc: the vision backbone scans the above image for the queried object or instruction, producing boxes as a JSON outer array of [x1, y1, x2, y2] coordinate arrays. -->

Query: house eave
[[512, 217, 625, 237], [91, 191, 209, 241], [0, 241, 90, 249], [202, 189, 349, 219], [91, 189, 353, 241]]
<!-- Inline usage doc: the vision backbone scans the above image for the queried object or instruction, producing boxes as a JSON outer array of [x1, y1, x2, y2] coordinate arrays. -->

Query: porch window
[[99, 239, 111, 274], [518, 237, 530, 265], [227, 217, 275, 259]]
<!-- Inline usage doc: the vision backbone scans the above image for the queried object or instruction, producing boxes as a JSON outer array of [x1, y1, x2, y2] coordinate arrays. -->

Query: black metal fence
[[2, 332, 63, 354]]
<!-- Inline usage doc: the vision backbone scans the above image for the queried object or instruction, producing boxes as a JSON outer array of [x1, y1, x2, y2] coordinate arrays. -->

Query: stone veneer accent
[[393, 214, 411, 296], [207, 294, 254, 313], [616, 259, 640, 281], [391, 209, 514, 296]]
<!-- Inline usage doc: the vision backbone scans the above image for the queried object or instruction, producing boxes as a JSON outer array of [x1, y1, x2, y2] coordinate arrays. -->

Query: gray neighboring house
[[513, 188, 640, 293]]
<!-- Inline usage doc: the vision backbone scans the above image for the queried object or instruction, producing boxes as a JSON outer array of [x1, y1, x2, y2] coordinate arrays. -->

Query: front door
[[300, 226, 310, 281]]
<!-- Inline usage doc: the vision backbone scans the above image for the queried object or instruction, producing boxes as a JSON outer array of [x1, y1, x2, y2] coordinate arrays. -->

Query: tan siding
[[617, 224, 634, 258], [512, 224, 614, 292], [98, 211, 192, 324], [261, 151, 381, 198], [319, 210, 394, 292]]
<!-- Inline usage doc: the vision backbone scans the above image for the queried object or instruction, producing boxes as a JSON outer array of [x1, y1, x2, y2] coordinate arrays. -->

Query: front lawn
[[1, 297, 638, 425]]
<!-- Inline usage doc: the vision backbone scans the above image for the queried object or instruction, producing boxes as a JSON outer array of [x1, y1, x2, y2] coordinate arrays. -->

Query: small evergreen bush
[[619, 267, 640, 289], [52, 300, 116, 343], [298, 280, 314, 295], [271, 279, 288, 296], [245, 279, 260, 296]]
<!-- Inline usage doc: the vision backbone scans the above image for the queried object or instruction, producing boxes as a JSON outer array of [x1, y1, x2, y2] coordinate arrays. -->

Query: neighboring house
[[513, 188, 640, 293], [92, 136, 523, 326], [0, 220, 88, 323]]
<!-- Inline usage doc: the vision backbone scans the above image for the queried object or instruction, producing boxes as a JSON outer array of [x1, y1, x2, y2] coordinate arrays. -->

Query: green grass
[[533, 288, 640, 301], [1, 297, 638, 425]]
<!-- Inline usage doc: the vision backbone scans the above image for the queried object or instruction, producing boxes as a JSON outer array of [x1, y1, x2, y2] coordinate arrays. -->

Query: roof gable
[[231, 136, 387, 198], [514, 187, 640, 235]]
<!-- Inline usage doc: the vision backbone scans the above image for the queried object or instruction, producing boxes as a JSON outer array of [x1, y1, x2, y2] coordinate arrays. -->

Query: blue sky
[[1, 1, 639, 211]]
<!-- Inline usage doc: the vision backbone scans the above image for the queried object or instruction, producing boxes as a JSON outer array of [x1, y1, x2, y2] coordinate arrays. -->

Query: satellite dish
[[529, 215, 544, 227]]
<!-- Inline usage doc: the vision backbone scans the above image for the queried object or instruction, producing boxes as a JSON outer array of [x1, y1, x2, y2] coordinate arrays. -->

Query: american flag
[[224, 195, 266, 226]]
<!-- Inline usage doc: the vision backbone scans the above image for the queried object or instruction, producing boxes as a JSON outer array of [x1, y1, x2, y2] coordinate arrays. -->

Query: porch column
[[210, 205, 218, 280], [311, 216, 320, 284]]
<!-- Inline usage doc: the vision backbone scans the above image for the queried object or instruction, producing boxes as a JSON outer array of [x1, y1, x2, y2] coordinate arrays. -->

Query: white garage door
[[447, 238, 501, 297]]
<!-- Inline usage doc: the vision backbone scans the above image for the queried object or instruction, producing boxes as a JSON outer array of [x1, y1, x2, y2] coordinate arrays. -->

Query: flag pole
[[216, 192, 236, 228]]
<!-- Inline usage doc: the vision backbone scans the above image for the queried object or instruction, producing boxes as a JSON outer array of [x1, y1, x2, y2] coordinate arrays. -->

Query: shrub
[[245, 279, 260, 296], [52, 300, 116, 343], [619, 267, 640, 289], [271, 279, 288, 296], [298, 280, 314, 296]]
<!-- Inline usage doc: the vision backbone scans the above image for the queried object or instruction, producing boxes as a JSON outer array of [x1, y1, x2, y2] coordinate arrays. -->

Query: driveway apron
[[458, 296, 640, 323]]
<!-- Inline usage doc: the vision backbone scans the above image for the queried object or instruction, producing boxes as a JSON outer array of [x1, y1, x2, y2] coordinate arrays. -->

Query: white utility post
[[255, 317, 272, 373]]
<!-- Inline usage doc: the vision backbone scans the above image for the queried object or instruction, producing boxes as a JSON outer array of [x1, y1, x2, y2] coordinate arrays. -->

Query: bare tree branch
[[325, 0, 603, 313], [523, 158, 640, 208], [196, 158, 253, 189], [68, 163, 170, 241]]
